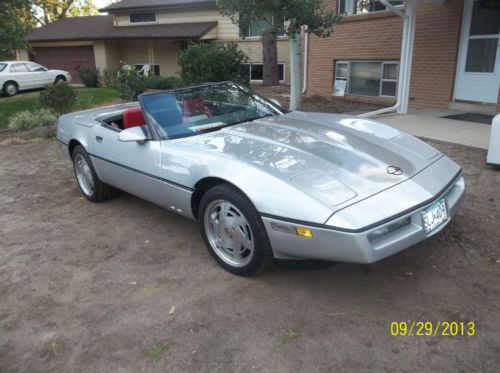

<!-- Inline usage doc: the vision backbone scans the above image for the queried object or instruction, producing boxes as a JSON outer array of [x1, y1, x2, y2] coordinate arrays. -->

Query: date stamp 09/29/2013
[[390, 321, 476, 337]]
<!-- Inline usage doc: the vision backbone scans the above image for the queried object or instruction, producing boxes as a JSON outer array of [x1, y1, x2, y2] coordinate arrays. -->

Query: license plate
[[422, 198, 448, 234]]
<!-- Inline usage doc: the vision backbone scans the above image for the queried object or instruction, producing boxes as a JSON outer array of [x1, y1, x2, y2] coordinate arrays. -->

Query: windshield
[[0, 63, 6, 72], [139, 82, 284, 140]]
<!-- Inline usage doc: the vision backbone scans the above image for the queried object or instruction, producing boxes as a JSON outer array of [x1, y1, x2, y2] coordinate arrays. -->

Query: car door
[[10, 63, 35, 90], [89, 123, 167, 208], [25, 62, 52, 87]]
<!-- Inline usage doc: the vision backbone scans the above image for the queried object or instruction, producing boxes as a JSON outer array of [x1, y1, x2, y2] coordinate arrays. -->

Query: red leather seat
[[123, 107, 146, 129], [183, 97, 212, 122]]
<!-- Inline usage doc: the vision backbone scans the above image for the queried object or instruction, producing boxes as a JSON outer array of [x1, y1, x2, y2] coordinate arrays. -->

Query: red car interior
[[123, 107, 146, 129], [183, 97, 212, 122]]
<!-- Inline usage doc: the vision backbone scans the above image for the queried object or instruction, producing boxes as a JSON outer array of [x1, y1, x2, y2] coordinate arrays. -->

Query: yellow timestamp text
[[390, 321, 476, 336]]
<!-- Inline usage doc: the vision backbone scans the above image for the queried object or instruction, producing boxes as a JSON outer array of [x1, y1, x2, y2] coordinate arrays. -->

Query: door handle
[[96, 136, 103, 143]]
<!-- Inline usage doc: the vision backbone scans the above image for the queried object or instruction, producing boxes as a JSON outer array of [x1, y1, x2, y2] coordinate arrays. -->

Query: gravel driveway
[[0, 137, 499, 372]]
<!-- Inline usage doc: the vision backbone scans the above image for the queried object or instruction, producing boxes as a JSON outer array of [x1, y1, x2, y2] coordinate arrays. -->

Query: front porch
[[93, 39, 185, 77]]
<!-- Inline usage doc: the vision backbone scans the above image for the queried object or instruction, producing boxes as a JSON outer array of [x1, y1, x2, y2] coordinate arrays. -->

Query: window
[[26, 62, 46, 72], [239, 14, 284, 37], [134, 64, 161, 76], [11, 63, 29, 73], [129, 12, 156, 23], [338, 0, 404, 15], [334, 61, 398, 98], [242, 63, 285, 81], [0, 63, 6, 72]]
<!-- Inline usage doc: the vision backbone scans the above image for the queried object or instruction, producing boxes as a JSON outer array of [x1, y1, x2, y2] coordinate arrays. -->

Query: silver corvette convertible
[[57, 82, 465, 275]]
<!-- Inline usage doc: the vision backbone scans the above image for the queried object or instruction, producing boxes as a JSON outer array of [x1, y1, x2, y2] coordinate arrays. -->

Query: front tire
[[72, 145, 114, 202], [3, 81, 18, 97], [55, 75, 66, 84], [198, 183, 273, 276]]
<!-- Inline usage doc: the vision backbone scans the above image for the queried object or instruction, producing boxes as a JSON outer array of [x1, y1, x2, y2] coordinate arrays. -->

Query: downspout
[[302, 25, 309, 94], [358, 0, 416, 118]]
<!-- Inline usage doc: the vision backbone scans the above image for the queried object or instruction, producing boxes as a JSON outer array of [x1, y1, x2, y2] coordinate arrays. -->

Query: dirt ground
[[1, 100, 500, 372]]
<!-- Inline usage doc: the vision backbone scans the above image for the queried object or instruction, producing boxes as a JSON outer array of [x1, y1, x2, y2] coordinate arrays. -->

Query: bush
[[116, 69, 146, 102], [102, 69, 117, 87], [8, 109, 57, 131], [178, 43, 249, 85], [145, 75, 183, 90], [39, 82, 77, 114], [76, 64, 101, 87]]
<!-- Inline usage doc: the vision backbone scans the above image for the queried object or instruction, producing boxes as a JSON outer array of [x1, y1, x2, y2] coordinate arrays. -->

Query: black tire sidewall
[[198, 184, 271, 276], [3, 82, 18, 96], [55, 77, 66, 84], [72, 146, 100, 202]]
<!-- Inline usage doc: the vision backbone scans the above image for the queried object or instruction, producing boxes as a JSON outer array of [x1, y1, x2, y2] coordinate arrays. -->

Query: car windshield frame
[[0, 63, 7, 72], [138, 81, 286, 141]]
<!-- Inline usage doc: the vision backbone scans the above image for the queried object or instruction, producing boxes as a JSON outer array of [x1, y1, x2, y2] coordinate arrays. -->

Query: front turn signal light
[[296, 227, 313, 238]]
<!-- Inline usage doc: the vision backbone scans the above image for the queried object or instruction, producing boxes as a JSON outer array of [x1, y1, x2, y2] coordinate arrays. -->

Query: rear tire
[[3, 81, 18, 97], [72, 145, 114, 202], [198, 183, 273, 276]]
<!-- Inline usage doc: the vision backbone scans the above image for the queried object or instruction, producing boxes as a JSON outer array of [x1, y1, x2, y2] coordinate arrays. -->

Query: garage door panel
[[31, 46, 95, 84]]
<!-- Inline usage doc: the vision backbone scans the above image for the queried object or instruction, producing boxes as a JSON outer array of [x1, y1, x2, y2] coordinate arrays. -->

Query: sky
[[94, 0, 112, 9]]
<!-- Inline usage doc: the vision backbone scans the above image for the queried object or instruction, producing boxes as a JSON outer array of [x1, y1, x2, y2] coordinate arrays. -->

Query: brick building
[[304, 0, 500, 113]]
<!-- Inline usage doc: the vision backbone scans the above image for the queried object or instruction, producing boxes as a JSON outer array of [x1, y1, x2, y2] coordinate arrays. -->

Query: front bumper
[[262, 174, 465, 264]]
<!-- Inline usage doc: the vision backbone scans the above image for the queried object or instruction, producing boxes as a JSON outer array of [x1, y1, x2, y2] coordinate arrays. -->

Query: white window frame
[[335, 60, 399, 98], [380, 61, 399, 98], [129, 12, 157, 24], [338, 0, 404, 16], [243, 62, 286, 82]]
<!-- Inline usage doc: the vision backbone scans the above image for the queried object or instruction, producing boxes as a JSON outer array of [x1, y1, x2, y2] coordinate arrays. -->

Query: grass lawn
[[0, 87, 121, 130]]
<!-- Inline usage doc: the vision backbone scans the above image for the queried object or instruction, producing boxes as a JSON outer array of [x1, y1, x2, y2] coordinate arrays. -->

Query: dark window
[[242, 63, 285, 81], [0, 63, 6, 72], [334, 60, 398, 98], [338, 0, 404, 15], [129, 12, 156, 23]]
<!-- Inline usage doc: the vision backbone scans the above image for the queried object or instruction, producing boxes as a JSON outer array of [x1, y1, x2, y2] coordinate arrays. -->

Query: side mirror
[[118, 126, 148, 143], [269, 98, 283, 108]]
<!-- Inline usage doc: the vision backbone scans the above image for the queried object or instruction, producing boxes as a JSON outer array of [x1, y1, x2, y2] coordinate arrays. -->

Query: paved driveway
[[0, 139, 499, 372]]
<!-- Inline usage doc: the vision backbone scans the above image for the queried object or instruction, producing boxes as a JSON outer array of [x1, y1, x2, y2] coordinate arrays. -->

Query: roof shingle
[[101, 0, 216, 12], [26, 16, 217, 42]]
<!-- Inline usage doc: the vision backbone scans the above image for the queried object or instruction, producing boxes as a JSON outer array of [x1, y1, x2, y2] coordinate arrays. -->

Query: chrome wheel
[[74, 153, 94, 196], [5, 83, 17, 96], [204, 199, 255, 267]]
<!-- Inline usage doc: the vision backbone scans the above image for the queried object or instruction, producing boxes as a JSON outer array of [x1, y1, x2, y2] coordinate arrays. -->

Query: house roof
[[100, 0, 216, 13], [26, 16, 217, 42]]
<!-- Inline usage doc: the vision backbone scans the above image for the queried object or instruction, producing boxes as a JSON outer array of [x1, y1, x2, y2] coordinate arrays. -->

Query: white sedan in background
[[0, 61, 71, 97]]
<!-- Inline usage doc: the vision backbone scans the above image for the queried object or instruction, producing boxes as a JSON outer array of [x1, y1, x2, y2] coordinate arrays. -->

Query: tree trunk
[[262, 28, 279, 86], [289, 32, 302, 111]]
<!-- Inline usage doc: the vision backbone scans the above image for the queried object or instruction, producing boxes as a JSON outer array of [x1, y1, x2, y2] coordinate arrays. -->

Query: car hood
[[179, 111, 442, 209]]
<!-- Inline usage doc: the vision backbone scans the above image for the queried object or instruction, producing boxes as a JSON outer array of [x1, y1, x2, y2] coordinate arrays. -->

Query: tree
[[0, 0, 30, 59], [30, 0, 99, 25], [178, 43, 249, 85], [1, 0, 100, 59], [217, 0, 341, 110]]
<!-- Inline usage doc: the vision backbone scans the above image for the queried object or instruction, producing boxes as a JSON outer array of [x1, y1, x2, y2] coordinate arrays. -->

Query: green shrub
[[145, 75, 183, 90], [178, 43, 249, 85], [39, 82, 77, 114], [116, 69, 145, 102], [8, 109, 57, 131], [76, 64, 101, 87], [102, 69, 117, 87]]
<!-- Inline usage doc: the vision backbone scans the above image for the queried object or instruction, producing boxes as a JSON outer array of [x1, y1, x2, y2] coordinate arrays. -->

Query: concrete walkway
[[378, 113, 491, 149]]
